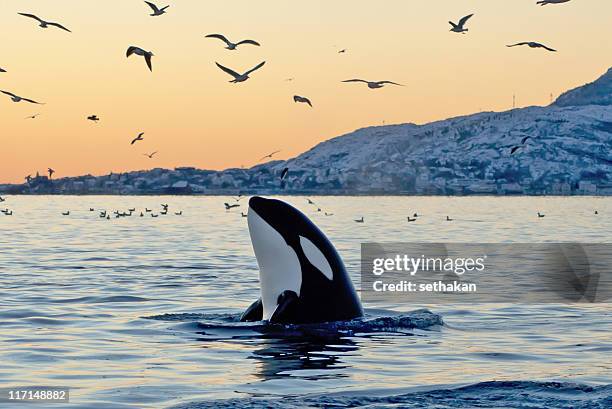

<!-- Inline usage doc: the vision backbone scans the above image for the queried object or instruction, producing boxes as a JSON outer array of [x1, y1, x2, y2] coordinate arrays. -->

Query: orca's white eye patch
[[299, 236, 333, 280]]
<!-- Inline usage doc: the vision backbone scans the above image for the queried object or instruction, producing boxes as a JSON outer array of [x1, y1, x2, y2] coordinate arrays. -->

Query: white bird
[[205, 34, 261, 50], [537, 0, 571, 5], [1, 90, 43, 104], [18, 13, 71, 32], [126, 46, 154, 71], [144, 1, 169, 16], [507, 42, 557, 52], [215, 61, 266, 83], [342, 79, 403, 89], [293, 95, 313, 107], [449, 14, 474, 34]]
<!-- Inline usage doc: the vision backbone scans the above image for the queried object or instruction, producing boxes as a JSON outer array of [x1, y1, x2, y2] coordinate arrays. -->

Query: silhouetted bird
[[126, 46, 154, 71], [144, 1, 169, 16], [342, 79, 402, 89], [48, 168, 55, 178], [18, 13, 71, 32], [215, 61, 266, 83], [449, 14, 474, 34], [144, 151, 157, 158], [62, 211, 70, 216], [87, 115, 100, 122], [280, 167, 289, 180], [510, 146, 522, 155], [355, 217, 364, 223], [507, 42, 556, 52], [537, 0, 571, 5], [131, 132, 145, 145], [225, 203, 240, 210], [205, 34, 260, 50], [293, 95, 313, 107], [259, 150, 280, 161], [2, 90, 42, 104]]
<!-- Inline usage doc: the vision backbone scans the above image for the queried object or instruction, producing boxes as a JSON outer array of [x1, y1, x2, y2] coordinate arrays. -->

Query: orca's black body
[[241, 196, 363, 324]]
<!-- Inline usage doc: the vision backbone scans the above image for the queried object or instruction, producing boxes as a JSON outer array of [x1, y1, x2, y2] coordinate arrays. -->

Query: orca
[[241, 196, 363, 324]]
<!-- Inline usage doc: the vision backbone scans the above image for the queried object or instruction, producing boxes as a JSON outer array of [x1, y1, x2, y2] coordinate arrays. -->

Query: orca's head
[[247, 196, 340, 320]]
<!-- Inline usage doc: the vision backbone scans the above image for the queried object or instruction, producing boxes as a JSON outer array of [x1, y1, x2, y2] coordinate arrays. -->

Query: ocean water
[[0, 195, 610, 409]]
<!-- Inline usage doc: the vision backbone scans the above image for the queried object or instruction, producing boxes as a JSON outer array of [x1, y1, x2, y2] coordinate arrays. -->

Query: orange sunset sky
[[1, 0, 611, 184]]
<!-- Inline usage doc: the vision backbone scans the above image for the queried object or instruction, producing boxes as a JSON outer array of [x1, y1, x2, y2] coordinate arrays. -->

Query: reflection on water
[[0, 195, 610, 409]]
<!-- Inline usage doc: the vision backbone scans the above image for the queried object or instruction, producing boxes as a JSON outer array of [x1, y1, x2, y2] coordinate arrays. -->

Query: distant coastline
[[0, 165, 609, 197]]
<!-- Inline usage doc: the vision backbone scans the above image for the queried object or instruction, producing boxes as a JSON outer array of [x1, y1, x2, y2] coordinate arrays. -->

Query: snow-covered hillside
[[264, 68, 612, 195]]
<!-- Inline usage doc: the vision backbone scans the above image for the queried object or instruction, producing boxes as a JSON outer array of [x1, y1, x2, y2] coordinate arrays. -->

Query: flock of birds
[[0, 195, 600, 223], [0, 0, 582, 196], [1, 0, 576, 185]]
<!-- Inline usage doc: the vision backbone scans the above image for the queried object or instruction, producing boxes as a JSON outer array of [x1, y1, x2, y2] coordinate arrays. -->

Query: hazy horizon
[[2, 0, 611, 184]]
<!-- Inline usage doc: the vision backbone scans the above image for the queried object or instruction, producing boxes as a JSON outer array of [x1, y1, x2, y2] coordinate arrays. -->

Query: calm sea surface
[[0, 196, 610, 408]]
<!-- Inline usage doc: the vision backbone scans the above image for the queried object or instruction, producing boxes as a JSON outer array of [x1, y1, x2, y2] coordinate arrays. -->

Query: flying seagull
[[259, 150, 280, 161], [507, 42, 556, 52], [280, 167, 289, 180], [143, 151, 158, 158], [215, 61, 266, 83], [205, 34, 260, 50], [25, 113, 41, 119], [48, 168, 55, 178], [338, 49, 347, 54], [342, 79, 403, 89], [131, 132, 145, 145], [449, 14, 474, 33], [510, 146, 522, 155], [293, 95, 312, 107], [537, 0, 571, 5], [1, 90, 43, 104], [127, 46, 154, 71], [87, 115, 100, 122], [0, 67, 6, 73], [18, 13, 71, 32], [144, 1, 169, 16]]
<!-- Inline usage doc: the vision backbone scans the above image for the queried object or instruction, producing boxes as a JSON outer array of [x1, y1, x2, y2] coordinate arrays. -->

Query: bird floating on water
[[2, 90, 43, 104], [205, 34, 260, 50], [449, 14, 474, 34], [131, 132, 145, 145], [537, 212, 545, 218], [0, 196, 5, 202], [342, 79, 403, 89], [407, 216, 417, 222], [355, 217, 365, 223], [293, 95, 313, 107], [144, 1, 169, 16], [18, 13, 71, 32], [127, 46, 154, 71], [62, 211, 70, 216], [215, 61, 266, 83], [507, 42, 556, 52], [446, 216, 453, 221], [225, 203, 240, 210]]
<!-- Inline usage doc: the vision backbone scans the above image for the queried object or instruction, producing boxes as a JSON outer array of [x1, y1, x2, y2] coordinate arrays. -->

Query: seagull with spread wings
[[87, 115, 100, 122], [537, 0, 571, 5], [293, 95, 313, 107], [143, 151, 158, 159], [18, 13, 71, 32], [215, 61, 266, 83], [205, 34, 260, 50], [0, 67, 6, 73], [131, 132, 145, 145], [1, 90, 43, 104], [507, 42, 557, 52], [449, 14, 474, 34], [342, 79, 403, 89], [144, 1, 169, 16], [259, 150, 280, 162], [127, 46, 154, 71]]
